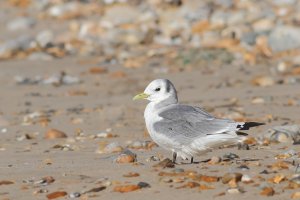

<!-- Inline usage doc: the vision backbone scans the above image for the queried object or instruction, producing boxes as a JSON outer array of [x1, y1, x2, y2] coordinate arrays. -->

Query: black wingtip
[[237, 122, 265, 130]]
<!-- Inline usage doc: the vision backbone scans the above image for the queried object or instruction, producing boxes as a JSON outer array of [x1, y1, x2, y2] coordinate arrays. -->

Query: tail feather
[[237, 122, 265, 130]]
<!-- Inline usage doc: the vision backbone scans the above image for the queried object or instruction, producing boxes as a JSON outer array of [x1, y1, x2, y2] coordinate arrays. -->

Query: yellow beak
[[133, 93, 149, 100]]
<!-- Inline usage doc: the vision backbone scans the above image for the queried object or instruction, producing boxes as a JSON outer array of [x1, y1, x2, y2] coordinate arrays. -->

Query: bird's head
[[133, 79, 178, 104]]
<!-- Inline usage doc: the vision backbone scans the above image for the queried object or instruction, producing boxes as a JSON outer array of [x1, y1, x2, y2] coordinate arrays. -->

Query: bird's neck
[[152, 97, 178, 110]]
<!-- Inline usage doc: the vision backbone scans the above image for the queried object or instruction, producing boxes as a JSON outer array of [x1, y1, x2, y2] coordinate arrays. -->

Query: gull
[[133, 79, 263, 164]]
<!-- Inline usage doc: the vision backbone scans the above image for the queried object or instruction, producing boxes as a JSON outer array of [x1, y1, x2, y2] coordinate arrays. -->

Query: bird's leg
[[172, 152, 177, 163], [191, 157, 194, 164]]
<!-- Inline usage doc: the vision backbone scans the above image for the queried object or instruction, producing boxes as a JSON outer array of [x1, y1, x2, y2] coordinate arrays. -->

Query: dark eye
[[155, 87, 160, 91]]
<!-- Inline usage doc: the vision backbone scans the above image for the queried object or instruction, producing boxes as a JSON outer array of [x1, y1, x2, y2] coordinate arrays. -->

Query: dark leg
[[172, 152, 177, 163], [191, 157, 194, 164]]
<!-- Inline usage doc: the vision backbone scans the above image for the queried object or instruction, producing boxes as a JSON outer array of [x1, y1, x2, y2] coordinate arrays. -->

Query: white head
[[133, 79, 178, 104]]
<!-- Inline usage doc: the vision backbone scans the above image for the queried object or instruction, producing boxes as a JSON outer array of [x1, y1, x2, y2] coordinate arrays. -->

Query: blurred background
[[1, 1, 300, 199], [1, 0, 300, 68]]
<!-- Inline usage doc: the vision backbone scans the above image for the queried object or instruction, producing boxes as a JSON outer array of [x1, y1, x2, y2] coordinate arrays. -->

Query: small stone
[[237, 143, 250, 150], [36, 30, 54, 48], [179, 182, 200, 188], [115, 149, 137, 163], [260, 187, 275, 196], [269, 174, 285, 184], [0, 180, 14, 185], [173, 177, 185, 183], [199, 184, 215, 190], [46, 191, 67, 199], [0, 35, 34, 58], [45, 129, 67, 139], [227, 187, 243, 194], [137, 182, 150, 188], [269, 26, 300, 52], [96, 132, 114, 138], [223, 153, 239, 161], [153, 158, 174, 168], [290, 176, 300, 186], [266, 125, 300, 144], [113, 185, 141, 193], [48, 2, 78, 18], [241, 175, 252, 183], [35, 176, 55, 185], [251, 76, 275, 87], [161, 178, 173, 183], [200, 175, 220, 183], [7, 17, 36, 31], [103, 142, 123, 153], [146, 155, 160, 162], [69, 192, 81, 198], [89, 67, 107, 74], [291, 192, 300, 199], [222, 173, 243, 184], [237, 165, 250, 171], [123, 172, 140, 177], [33, 189, 48, 194], [110, 71, 127, 78], [83, 186, 106, 193], [129, 141, 143, 149], [208, 156, 221, 164], [251, 97, 265, 104]]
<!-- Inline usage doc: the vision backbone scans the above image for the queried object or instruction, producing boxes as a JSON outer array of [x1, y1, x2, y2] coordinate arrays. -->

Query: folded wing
[[153, 104, 241, 145]]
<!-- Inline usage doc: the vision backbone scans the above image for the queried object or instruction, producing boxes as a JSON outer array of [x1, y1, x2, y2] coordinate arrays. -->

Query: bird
[[133, 79, 263, 164]]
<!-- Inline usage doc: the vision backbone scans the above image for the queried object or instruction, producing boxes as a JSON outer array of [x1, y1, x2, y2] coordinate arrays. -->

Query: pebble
[[34, 176, 55, 186], [69, 192, 81, 198], [45, 129, 67, 139], [100, 142, 123, 154], [251, 97, 265, 104], [146, 155, 160, 162], [237, 143, 250, 150], [7, 17, 36, 31], [269, 26, 300, 52], [290, 176, 300, 185], [96, 132, 114, 138], [137, 182, 150, 188], [251, 76, 275, 87], [265, 125, 300, 143], [33, 189, 48, 194], [223, 153, 239, 161], [46, 191, 68, 199], [222, 173, 243, 184], [227, 187, 243, 194], [291, 192, 300, 199], [36, 30, 54, 48], [153, 158, 175, 168], [114, 149, 137, 163], [48, 2, 78, 18], [0, 35, 34, 57], [113, 184, 141, 193], [208, 156, 222, 164], [241, 174, 252, 183], [260, 187, 275, 196]]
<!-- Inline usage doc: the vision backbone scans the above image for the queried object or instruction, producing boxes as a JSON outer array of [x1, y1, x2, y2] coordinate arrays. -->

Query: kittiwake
[[133, 79, 263, 164]]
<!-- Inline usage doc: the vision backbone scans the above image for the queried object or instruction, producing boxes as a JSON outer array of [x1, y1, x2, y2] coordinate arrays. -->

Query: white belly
[[144, 103, 181, 152]]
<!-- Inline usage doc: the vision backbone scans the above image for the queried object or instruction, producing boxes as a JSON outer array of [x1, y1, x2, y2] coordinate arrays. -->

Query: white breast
[[144, 102, 180, 151]]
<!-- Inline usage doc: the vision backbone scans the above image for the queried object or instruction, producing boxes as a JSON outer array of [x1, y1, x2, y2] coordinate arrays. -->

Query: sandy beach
[[1, 1, 300, 199]]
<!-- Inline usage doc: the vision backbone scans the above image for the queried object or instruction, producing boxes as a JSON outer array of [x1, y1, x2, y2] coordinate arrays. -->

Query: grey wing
[[153, 104, 239, 145]]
